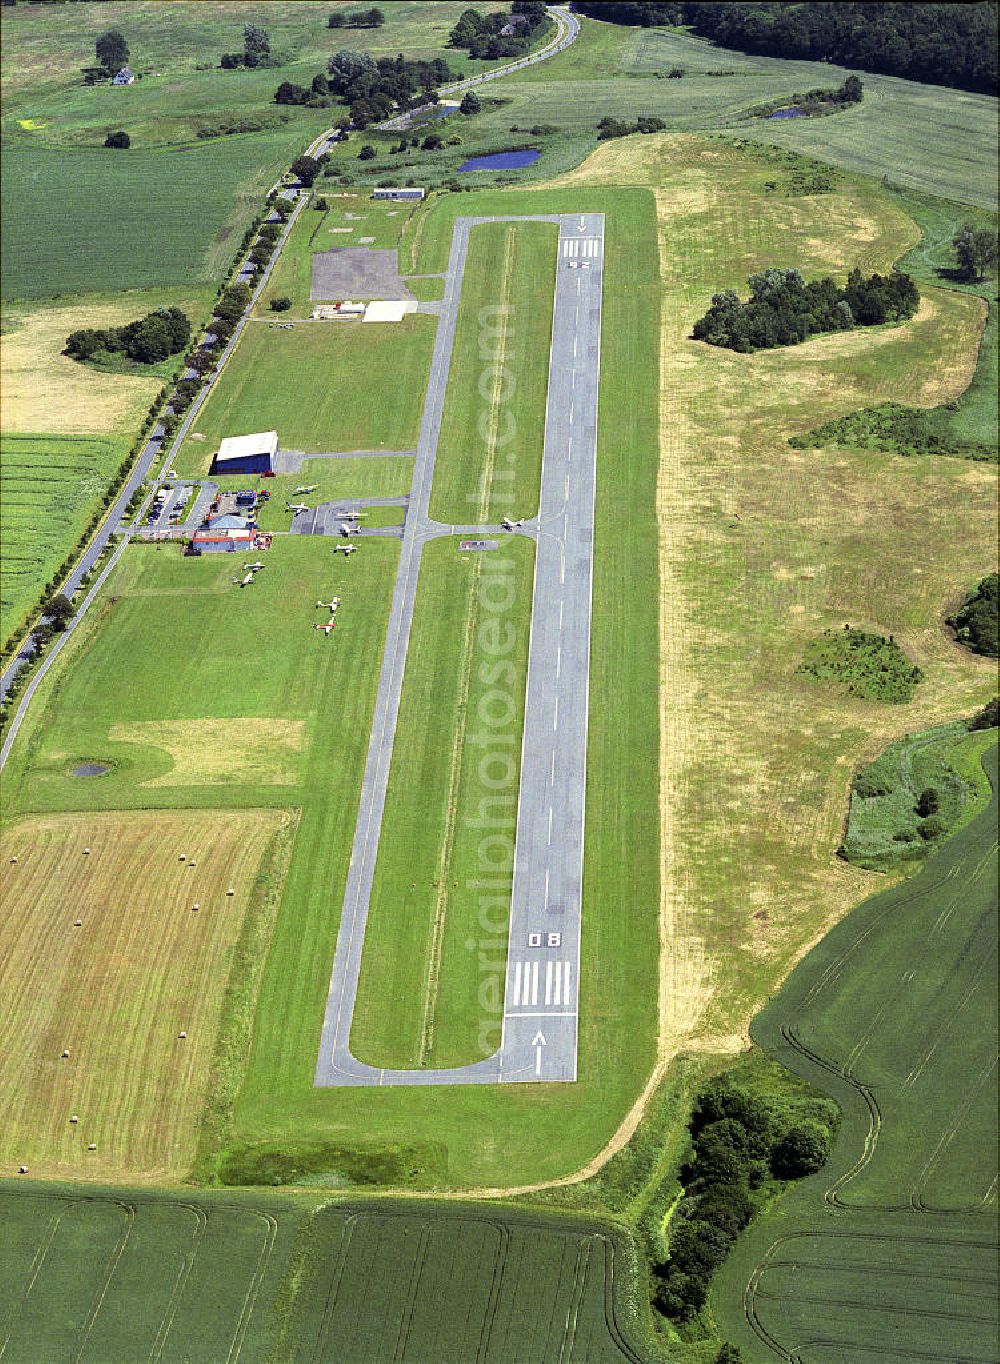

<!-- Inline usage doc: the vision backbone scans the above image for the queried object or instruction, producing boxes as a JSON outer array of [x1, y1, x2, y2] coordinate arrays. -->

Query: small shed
[[113, 66, 135, 85], [371, 188, 425, 202], [211, 431, 278, 475], [191, 516, 255, 553]]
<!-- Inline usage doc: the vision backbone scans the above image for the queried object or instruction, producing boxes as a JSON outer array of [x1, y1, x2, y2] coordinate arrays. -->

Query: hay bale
[[74, 919, 83, 927], [178, 1030, 187, 1039], [191, 903, 199, 912], [87, 1143, 97, 1152], [61, 1049, 70, 1058], [18, 1165, 28, 1174], [227, 887, 235, 896], [83, 847, 91, 855], [70, 1115, 79, 1123]]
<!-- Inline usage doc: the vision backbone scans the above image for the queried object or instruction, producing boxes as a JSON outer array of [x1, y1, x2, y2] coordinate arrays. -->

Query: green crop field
[[713, 744, 999, 1362], [353, 537, 535, 1071], [0, 132, 318, 302], [176, 317, 436, 476], [0, 1183, 302, 1364], [0, 1183, 652, 1363], [430, 220, 557, 525], [278, 1200, 650, 1362], [0, 432, 128, 649]]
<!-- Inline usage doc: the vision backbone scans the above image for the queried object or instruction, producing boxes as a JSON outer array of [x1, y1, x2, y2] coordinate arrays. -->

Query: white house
[[112, 66, 135, 85]]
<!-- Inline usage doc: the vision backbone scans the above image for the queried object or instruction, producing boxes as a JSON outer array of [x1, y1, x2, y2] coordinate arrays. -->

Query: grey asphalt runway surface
[[314, 211, 604, 1087]]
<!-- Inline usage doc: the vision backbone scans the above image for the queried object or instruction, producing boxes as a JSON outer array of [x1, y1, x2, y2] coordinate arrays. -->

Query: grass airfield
[[0, 6, 997, 1351]]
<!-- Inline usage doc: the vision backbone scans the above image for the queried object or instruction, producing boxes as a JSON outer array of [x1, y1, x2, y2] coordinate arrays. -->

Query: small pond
[[72, 763, 110, 777], [768, 107, 807, 119], [458, 148, 541, 173]]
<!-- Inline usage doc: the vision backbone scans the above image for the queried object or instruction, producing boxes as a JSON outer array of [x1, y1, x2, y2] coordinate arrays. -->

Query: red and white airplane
[[314, 619, 336, 635]]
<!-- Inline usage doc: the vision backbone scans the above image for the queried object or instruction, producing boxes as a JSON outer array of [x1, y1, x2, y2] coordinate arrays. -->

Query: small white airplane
[[314, 619, 336, 635], [244, 561, 265, 572], [316, 598, 341, 610], [294, 484, 318, 495], [233, 570, 255, 588], [287, 503, 310, 516], [337, 510, 367, 521], [336, 543, 357, 556], [338, 524, 351, 538], [501, 517, 526, 531]]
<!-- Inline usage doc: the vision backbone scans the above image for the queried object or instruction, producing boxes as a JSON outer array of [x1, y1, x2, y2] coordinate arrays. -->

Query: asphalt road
[[314, 211, 604, 1087]]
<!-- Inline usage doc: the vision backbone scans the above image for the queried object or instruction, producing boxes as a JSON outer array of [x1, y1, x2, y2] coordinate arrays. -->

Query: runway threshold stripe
[[545, 960, 553, 1005], [513, 960, 523, 1007]]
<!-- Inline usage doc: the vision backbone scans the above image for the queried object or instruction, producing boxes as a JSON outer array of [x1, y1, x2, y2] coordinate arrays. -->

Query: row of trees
[[692, 266, 920, 352], [65, 307, 191, 365], [276, 51, 457, 127], [652, 1076, 837, 1323], [328, 6, 384, 27], [449, 2, 547, 62], [574, 2, 997, 97]]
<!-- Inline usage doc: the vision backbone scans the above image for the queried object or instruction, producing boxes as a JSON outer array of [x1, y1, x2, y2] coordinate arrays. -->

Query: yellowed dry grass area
[[109, 717, 305, 786], [0, 808, 288, 1181], [640, 134, 997, 1056], [1, 292, 205, 435]]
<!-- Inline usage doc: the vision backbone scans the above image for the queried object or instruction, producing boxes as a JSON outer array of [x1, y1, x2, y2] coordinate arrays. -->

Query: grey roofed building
[[112, 66, 135, 85]]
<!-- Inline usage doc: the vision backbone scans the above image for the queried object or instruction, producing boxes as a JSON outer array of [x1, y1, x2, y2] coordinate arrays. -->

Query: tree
[[421, 133, 443, 150], [328, 48, 377, 89], [291, 154, 320, 186], [358, 144, 376, 160], [952, 223, 998, 281], [915, 787, 940, 817], [215, 283, 251, 323], [771, 1122, 831, 1179], [43, 593, 75, 628], [95, 28, 128, 73], [328, 11, 346, 28], [841, 74, 863, 102], [311, 72, 330, 97], [270, 296, 292, 311], [104, 130, 130, 149], [243, 22, 270, 64], [459, 90, 481, 115], [948, 573, 999, 656], [716, 1347, 744, 1364]]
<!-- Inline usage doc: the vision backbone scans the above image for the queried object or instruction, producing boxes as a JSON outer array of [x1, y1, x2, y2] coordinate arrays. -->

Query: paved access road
[[315, 211, 604, 1087]]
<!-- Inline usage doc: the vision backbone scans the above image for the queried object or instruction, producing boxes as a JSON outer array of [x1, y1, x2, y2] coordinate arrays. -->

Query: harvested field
[[0, 808, 288, 1181]]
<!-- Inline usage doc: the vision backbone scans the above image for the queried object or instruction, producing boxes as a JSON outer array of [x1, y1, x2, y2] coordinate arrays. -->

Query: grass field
[[429, 220, 557, 525], [352, 537, 535, 1070], [0, 807, 288, 1181], [0, 433, 128, 647], [842, 719, 997, 870], [259, 193, 422, 318], [342, 17, 996, 211], [712, 745, 998, 1361], [175, 317, 436, 476]]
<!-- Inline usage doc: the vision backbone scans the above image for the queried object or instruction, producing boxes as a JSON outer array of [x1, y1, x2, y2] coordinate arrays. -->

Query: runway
[[314, 211, 604, 1086]]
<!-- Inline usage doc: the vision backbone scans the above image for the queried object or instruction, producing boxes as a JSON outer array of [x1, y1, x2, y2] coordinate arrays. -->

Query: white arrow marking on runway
[[533, 1031, 547, 1076]]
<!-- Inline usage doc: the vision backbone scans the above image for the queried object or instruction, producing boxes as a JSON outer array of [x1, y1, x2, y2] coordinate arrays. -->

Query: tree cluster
[[449, 3, 547, 62], [328, 6, 384, 27], [693, 266, 919, 352], [758, 74, 863, 117], [948, 574, 999, 658], [66, 307, 190, 365], [952, 223, 998, 283], [652, 1077, 835, 1322], [104, 130, 130, 148], [277, 51, 456, 125], [221, 22, 273, 70], [583, 2, 999, 97], [597, 114, 665, 139]]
